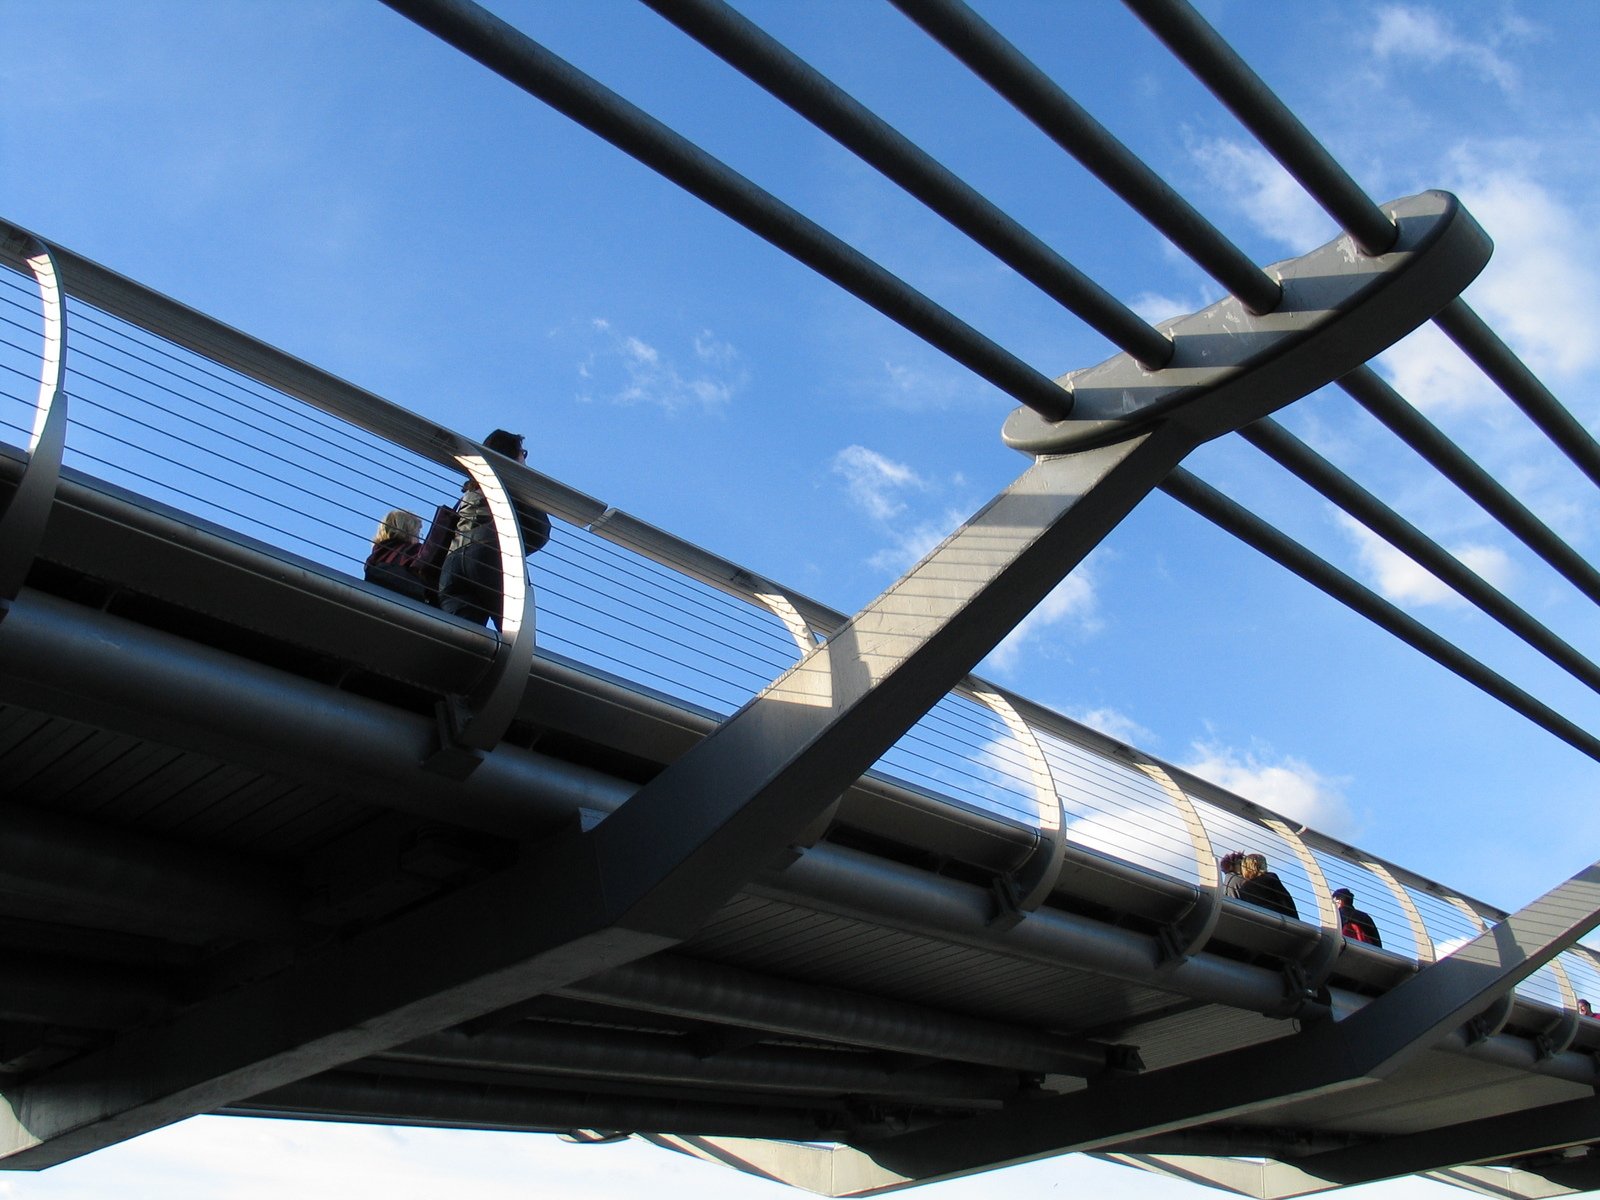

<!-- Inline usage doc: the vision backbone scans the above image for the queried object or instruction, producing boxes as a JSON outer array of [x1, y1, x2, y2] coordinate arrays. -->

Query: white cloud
[[1189, 138, 1336, 252], [865, 510, 963, 574], [1368, 6, 1519, 92], [1178, 740, 1352, 834], [1334, 511, 1515, 607], [832, 444, 925, 522], [1064, 706, 1153, 748], [984, 568, 1102, 673], [1453, 161, 1600, 379], [1374, 322, 1502, 416], [1128, 291, 1208, 326], [571, 320, 745, 413]]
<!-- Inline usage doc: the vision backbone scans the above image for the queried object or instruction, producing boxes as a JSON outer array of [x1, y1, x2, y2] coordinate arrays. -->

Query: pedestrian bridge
[[4, 1, 1600, 1197]]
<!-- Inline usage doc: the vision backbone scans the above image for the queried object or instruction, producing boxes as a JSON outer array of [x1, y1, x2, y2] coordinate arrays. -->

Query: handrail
[[1, 219, 1589, 1006]]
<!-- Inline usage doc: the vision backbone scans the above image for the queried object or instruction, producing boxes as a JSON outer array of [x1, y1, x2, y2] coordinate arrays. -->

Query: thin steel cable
[[69, 345, 414, 522], [890, 0, 1280, 315], [1162, 467, 1600, 765], [1435, 298, 1600, 493], [639, 0, 1174, 366], [1242, 417, 1600, 695], [540, 545, 799, 669], [1340, 365, 1600, 608], [67, 369, 391, 539], [379, 0, 1074, 421], [68, 315, 452, 511], [1122, 0, 1397, 256]]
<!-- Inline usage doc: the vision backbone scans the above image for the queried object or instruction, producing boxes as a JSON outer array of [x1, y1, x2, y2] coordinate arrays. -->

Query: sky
[[4, 0, 1600, 1196]]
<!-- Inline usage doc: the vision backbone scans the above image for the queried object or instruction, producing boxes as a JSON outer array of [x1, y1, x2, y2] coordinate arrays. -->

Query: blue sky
[[4, 1, 1600, 1196]]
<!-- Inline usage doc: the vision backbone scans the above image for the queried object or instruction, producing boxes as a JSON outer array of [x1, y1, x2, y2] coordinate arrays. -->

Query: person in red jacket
[[1333, 887, 1383, 947]]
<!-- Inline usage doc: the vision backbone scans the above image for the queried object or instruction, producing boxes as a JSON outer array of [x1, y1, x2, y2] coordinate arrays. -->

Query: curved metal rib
[[0, 233, 68, 616], [433, 451, 534, 763]]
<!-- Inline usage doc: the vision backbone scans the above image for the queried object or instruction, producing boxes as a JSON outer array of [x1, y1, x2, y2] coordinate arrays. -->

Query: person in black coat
[[1333, 887, 1382, 947], [1238, 853, 1298, 919]]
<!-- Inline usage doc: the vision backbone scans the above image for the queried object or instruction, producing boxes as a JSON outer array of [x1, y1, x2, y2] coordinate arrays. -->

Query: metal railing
[[5, 219, 1599, 1020]]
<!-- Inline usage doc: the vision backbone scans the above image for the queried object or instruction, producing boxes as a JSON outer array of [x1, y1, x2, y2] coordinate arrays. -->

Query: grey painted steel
[[227, 1071, 854, 1141], [1363, 859, 1435, 962], [1004, 192, 1484, 455], [1436, 299, 1600, 492], [841, 858, 1600, 1190], [968, 686, 1066, 916], [1340, 366, 1600, 609], [379, 0, 1075, 422], [1133, 758, 1223, 961], [0, 802, 297, 941], [378, 1026, 1025, 1101], [0, 180, 1487, 1160], [890, 0, 1281, 315], [0, 222, 1532, 957], [1241, 418, 1600, 696], [559, 952, 1115, 1076], [1160, 469, 1600, 763], [639, 0, 1174, 367], [1122, 0, 1397, 256], [0, 233, 67, 616]]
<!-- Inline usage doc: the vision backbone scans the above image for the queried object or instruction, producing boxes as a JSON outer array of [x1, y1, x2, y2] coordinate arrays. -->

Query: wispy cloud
[[571, 319, 745, 413], [984, 567, 1103, 673], [832, 444, 925, 522], [1178, 739, 1353, 834], [1452, 160, 1600, 380], [1334, 511, 1514, 607], [1064, 705, 1154, 748], [1367, 6, 1521, 93], [1189, 138, 1336, 252]]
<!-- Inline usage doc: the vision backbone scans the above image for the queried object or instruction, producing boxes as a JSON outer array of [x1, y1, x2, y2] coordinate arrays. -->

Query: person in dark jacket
[[364, 508, 429, 601], [1219, 850, 1247, 900], [1333, 887, 1382, 947], [1238, 852, 1298, 919], [438, 429, 551, 629]]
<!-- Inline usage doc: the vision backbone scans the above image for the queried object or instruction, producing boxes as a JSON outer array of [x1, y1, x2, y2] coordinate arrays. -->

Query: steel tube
[[641, 0, 1173, 366], [1122, 0, 1397, 256], [1436, 299, 1600, 492], [891, 0, 1280, 314], [227, 1070, 853, 1140], [1341, 365, 1600, 608], [379, 0, 1074, 421], [386, 1026, 1023, 1100], [1242, 417, 1600, 696], [1161, 468, 1600, 765], [564, 952, 1113, 1076]]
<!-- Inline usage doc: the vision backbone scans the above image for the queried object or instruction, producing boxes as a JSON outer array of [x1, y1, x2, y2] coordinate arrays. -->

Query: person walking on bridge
[[1333, 887, 1382, 947]]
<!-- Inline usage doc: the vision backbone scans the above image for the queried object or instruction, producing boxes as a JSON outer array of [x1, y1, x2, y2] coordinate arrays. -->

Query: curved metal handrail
[[426, 450, 534, 774], [0, 232, 68, 616]]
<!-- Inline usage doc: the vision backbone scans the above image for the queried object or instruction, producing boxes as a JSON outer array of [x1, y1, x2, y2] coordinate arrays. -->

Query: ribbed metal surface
[[0, 705, 368, 856], [688, 892, 1190, 1032]]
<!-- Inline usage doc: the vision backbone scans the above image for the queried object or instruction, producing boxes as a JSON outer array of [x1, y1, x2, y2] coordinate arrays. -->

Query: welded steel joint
[[0, 229, 68, 620], [1003, 191, 1491, 457]]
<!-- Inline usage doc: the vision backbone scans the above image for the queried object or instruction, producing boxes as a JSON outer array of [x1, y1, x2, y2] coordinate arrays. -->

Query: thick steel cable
[[1161, 468, 1600, 766], [1340, 365, 1600, 608], [638, 0, 1174, 367], [890, 0, 1280, 316], [1242, 418, 1600, 696], [1436, 299, 1600, 492], [379, 0, 1073, 421], [1122, 0, 1397, 257]]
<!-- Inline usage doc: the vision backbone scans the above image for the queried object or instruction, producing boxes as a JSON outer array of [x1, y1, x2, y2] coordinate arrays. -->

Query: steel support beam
[[833, 857, 1600, 1190]]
